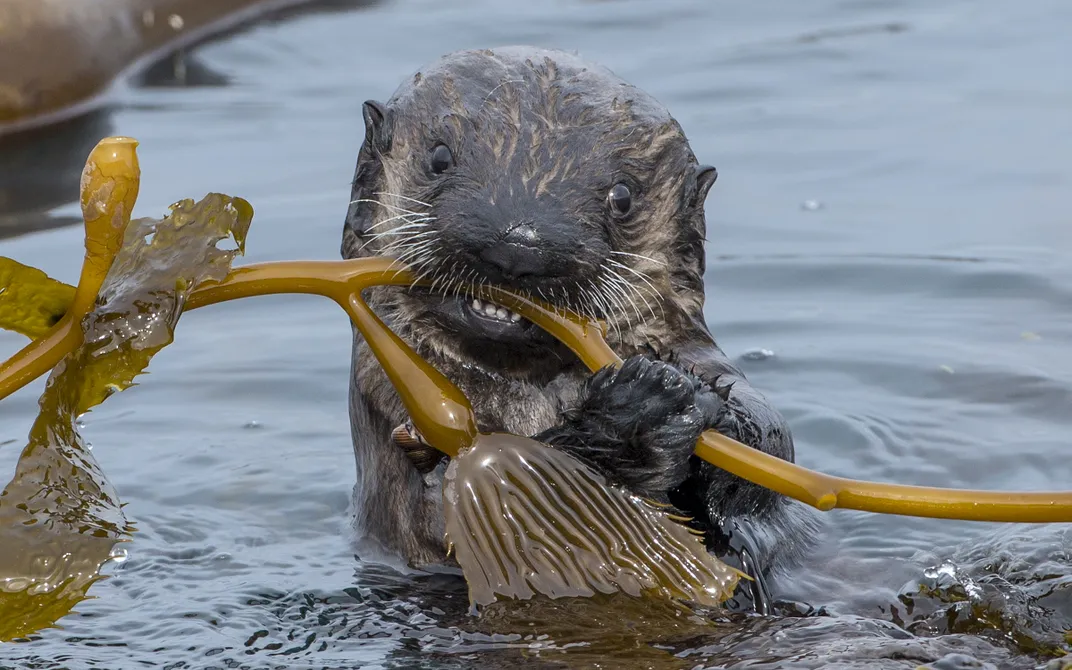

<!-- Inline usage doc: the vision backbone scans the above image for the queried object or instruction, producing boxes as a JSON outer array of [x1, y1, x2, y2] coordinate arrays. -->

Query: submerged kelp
[[0, 193, 251, 641], [891, 526, 1072, 660]]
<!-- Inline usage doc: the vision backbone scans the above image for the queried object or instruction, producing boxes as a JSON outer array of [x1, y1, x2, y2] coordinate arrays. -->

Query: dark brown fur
[[341, 47, 819, 611]]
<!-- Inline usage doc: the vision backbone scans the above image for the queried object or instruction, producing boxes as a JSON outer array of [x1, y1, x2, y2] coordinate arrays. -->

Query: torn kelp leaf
[[0, 193, 252, 641], [0, 257, 75, 339]]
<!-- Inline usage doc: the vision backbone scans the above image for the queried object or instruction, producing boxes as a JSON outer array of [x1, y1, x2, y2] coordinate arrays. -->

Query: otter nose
[[479, 223, 545, 279]]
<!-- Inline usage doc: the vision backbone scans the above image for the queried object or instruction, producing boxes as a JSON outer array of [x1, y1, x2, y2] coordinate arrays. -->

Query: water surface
[[1, 0, 1070, 668]]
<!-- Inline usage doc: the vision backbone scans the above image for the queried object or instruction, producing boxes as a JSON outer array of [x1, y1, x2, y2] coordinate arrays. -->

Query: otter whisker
[[372, 191, 434, 210], [375, 226, 435, 243], [389, 240, 438, 272], [450, 264, 465, 300], [369, 222, 431, 236], [604, 281, 635, 339], [406, 261, 440, 290], [351, 198, 427, 217], [392, 235, 436, 254], [442, 260, 463, 298], [363, 213, 436, 234], [590, 277, 629, 340], [392, 240, 437, 266], [380, 230, 436, 253], [606, 259, 660, 301], [360, 223, 433, 250], [378, 232, 438, 256], [408, 251, 439, 277], [601, 266, 651, 324], [594, 294, 621, 342], [600, 273, 641, 326], [606, 259, 664, 321], [609, 250, 666, 268], [459, 268, 480, 302], [579, 282, 619, 342], [583, 280, 611, 320], [400, 241, 444, 285], [373, 232, 435, 253], [428, 262, 457, 297]]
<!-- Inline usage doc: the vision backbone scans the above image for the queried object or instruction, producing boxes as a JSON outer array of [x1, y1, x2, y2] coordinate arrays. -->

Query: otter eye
[[608, 182, 632, 216], [430, 144, 454, 174]]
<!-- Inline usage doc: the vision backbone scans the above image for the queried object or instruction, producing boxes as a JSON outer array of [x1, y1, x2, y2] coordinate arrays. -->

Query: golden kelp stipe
[[2, 133, 1072, 633], [0, 136, 139, 402], [0, 141, 252, 640], [443, 433, 742, 609], [191, 266, 1072, 524], [5, 216, 1072, 524], [0, 258, 74, 339]]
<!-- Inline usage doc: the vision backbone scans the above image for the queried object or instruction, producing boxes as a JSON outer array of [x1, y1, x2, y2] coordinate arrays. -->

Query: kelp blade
[[0, 257, 75, 339], [443, 433, 742, 610], [0, 193, 252, 641]]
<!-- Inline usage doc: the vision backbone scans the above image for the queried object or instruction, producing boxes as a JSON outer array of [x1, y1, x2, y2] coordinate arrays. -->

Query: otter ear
[[343, 102, 390, 252], [689, 164, 718, 208], [362, 100, 392, 154]]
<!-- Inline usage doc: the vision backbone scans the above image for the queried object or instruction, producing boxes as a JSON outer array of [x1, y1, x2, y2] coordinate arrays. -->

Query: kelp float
[[1, 137, 1070, 640]]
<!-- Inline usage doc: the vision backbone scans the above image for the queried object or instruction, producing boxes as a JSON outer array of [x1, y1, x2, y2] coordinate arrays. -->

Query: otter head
[[342, 47, 719, 376]]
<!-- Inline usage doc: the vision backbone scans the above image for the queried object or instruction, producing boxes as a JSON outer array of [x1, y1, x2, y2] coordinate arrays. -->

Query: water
[[1, 0, 1070, 667]]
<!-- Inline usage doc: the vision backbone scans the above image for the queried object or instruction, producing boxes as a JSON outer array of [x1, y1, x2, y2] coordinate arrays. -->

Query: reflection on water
[[1, 0, 1070, 667], [0, 113, 114, 238]]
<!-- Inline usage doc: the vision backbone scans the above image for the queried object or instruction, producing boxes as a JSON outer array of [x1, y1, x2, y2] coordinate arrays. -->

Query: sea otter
[[341, 46, 818, 613]]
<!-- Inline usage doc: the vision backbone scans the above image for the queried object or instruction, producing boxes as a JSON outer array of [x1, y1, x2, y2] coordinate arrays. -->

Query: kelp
[[9, 242, 1072, 525], [1, 134, 1071, 634], [442, 433, 743, 608], [0, 138, 251, 641], [0, 259, 73, 339], [0, 137, 739, 636]]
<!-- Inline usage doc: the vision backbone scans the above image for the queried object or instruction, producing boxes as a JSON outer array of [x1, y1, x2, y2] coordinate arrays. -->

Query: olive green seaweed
[[1, 135, 1071, 638], [0, 258, 74, 339], [0, 138, 251, 640], [4, 139, 1069, 526]]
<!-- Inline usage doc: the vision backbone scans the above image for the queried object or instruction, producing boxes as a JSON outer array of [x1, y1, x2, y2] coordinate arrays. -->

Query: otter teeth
[[470, 298, 523, 323]]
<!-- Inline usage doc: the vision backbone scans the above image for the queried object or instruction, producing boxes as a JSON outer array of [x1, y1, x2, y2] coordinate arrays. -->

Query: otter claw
[[391, 421, 443, 474]]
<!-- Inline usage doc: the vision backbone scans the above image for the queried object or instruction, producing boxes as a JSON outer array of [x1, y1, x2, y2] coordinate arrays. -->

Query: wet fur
[[341, 46, 820, 611]]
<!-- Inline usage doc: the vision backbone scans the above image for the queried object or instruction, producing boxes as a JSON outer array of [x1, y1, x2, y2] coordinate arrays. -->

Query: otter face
[[342, 47, 718, 370]]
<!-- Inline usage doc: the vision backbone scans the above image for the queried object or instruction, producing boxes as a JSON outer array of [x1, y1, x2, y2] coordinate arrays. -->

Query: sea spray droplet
[[923, 560, 958, 581], [108, 547, 129, 564], [801, 199, 823, 211]]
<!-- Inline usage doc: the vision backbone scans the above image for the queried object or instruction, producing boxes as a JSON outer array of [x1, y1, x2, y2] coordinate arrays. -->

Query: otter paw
[[538, 355, 724, 498]]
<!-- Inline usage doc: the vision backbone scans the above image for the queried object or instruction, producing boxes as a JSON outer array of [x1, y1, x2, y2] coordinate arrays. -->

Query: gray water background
[[1, 0, 1070, 667]]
